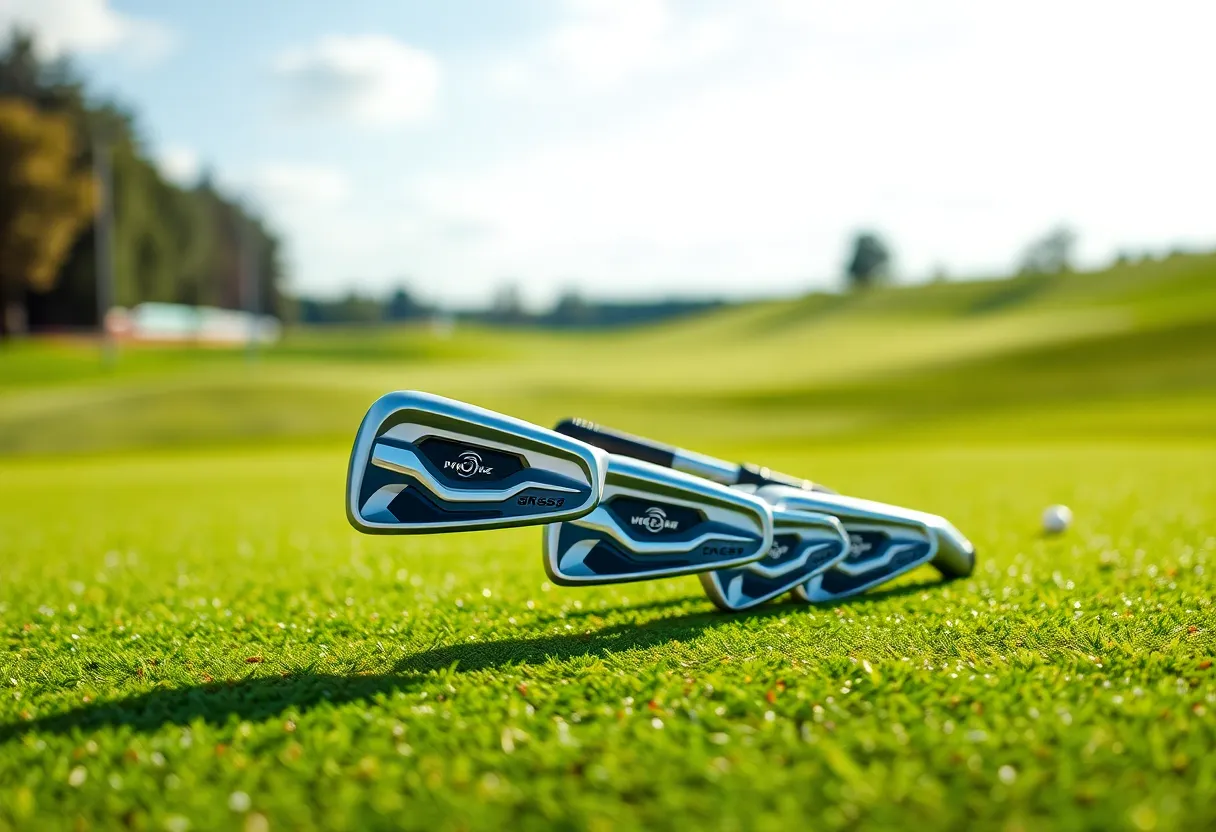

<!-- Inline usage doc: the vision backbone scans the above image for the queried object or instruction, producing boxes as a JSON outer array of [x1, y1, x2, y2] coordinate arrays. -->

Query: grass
[[1, 256, 1215, 830]]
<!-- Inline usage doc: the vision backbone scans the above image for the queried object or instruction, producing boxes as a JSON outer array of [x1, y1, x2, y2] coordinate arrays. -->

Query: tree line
[[842, 225, 1082, 291], [0, 31, 285, 340], [295, 284, 725, 330]]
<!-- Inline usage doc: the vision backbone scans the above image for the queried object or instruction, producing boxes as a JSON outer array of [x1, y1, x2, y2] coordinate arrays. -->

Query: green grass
[[1, 257, 1215, 830]]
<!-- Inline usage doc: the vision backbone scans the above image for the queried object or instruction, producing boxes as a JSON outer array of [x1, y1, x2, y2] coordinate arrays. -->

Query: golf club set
[[345, 391, 976, 611]]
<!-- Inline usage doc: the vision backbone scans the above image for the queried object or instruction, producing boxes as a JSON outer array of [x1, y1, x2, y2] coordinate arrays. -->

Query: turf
[[1, 257, 1215, 830]]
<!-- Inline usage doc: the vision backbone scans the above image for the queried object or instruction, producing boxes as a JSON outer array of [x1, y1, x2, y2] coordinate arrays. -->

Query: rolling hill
[[0, 252, 1213, 458]]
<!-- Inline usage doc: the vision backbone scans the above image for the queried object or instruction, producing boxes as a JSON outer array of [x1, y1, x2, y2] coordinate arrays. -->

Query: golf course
[[1, 255, 1214, 830]]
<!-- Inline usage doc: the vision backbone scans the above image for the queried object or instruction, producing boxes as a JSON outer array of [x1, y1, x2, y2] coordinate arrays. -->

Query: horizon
[[288, 247, 1212, 311]]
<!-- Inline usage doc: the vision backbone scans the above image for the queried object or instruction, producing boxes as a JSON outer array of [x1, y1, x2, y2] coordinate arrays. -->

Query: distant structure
[[106, 303, 281, 345]]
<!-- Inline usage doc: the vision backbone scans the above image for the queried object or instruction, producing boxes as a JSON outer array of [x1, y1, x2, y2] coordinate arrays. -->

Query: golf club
[[555, 418, 836, 494], [698, 506, 849, 611], [543, 455, 774, 585], [555, 420, 975, 599], [347, 391, 608, 534], [768, 486, 975, 601]]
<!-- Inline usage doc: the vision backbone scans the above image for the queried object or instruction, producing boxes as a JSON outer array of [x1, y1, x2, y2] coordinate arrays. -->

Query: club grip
[[554, 419, 678, 469]]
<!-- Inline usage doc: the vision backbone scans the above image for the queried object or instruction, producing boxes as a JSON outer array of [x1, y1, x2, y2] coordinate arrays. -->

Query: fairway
[[2, 260, 1215, 830]]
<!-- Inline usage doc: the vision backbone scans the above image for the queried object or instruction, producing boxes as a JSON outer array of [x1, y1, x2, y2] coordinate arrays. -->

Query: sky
[[3, 0, 1215, 308]]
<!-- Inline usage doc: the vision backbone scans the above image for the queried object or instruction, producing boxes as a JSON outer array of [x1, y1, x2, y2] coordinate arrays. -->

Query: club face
[[346, 391, 607, 534], [699, 508, 849, 611], [543, 456, 773, 585], [748, 487, 974, 603]]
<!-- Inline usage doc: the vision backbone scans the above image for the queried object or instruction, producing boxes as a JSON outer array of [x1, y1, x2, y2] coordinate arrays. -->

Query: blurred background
[[0, 0, 1213, 458]]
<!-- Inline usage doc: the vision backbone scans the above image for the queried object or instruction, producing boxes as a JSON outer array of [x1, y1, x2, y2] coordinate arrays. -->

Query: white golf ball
[[1042, 504, 1072, 534]]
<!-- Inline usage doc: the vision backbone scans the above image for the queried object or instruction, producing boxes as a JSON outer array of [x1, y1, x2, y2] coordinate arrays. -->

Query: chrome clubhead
[[699, 507, 849, 611], [346, 391, 607, 534], [543, 456, 773, 585], [751, 487, 975, 603]]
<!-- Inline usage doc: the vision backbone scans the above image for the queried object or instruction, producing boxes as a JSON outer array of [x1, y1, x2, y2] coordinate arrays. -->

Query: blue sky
[[5, 0, 1215, 308]]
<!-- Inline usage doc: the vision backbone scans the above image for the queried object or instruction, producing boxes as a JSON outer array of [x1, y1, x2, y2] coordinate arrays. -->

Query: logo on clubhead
[[444, 450, 494, 478], [631, 506, 679, 534], [848, 533, 873, 557], [767, 541, 790, 560]]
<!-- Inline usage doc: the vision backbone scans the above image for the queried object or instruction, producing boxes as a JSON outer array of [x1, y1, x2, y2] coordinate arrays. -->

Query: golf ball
[[1042, 504, 1072, 534]]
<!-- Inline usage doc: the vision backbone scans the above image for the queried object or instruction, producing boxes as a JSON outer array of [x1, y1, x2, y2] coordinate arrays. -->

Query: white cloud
[[156, 145, 201, 186], [0, 0, 175, 62], [551, 0, 733, 86], [492, 0, 735, 95], [272, 35, 440, 127]]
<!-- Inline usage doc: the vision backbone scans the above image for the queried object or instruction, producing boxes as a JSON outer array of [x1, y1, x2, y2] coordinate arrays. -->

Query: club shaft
[[554, 418, 828, 492]]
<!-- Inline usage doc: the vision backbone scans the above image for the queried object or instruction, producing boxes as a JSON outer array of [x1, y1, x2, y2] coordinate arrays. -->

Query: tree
[[0, 30, 86, 113], [1, 32, 292, 331], [0, 97, 95, 338], [490, 282, 526, 324], [336, 292, 382, 324], [1019, 226, 1076, 275], [385, 284, 423, 321], [550, 288, 591, 326], [845, 231, 891, 290]]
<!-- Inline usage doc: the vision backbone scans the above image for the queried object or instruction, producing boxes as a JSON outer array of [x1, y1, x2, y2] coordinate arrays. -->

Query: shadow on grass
[[0, 578, 946, 743], [546, 577, 941, 625]]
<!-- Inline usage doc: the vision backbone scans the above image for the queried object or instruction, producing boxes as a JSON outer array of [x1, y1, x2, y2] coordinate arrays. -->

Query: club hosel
[[669, 448, 745, 485], [735, 462, 813, 491], [930, 522, 977, 578]]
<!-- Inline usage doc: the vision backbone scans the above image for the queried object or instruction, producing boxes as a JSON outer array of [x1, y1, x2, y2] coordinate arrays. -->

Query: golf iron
[[758, 486, 976, 602], [347, 391, 608, 534], [543, 455, 774, 586], [698, 504, 850, 611], [556, 419, 975, 602]]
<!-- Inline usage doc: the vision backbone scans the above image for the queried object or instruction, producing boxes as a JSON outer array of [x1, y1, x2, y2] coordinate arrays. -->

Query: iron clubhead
[[542, 456, 774, 585], [752, 487, 975, 603], [699, 507, 849, 611], [346, 391, 608, 534]]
